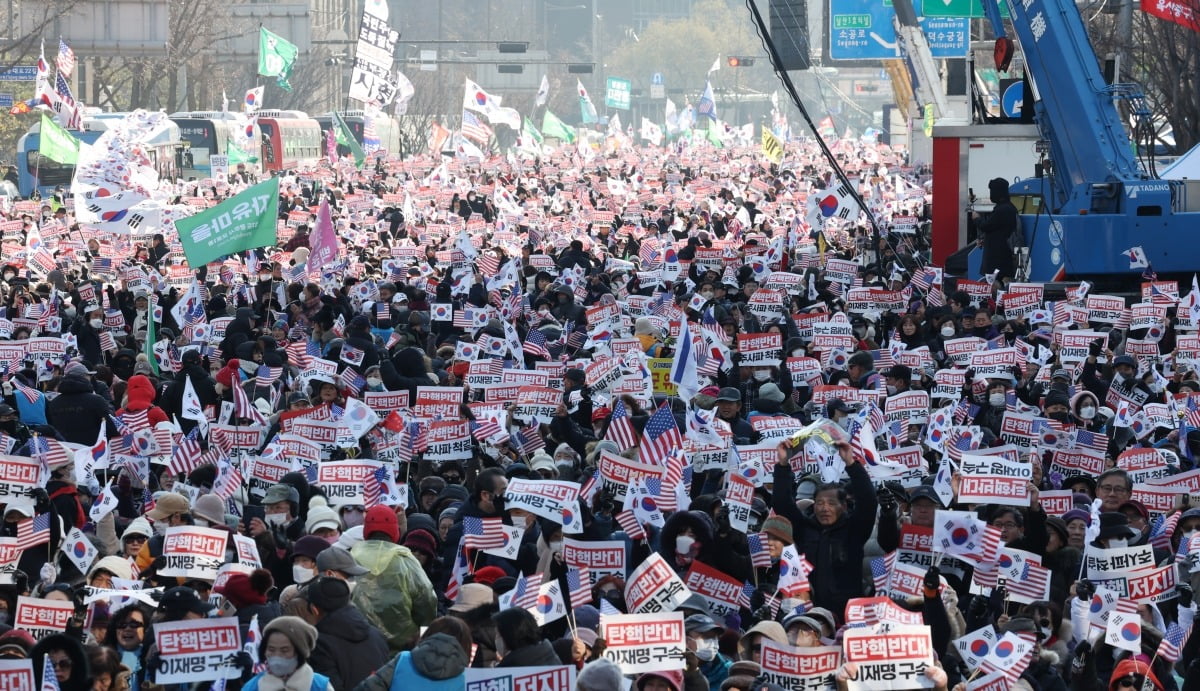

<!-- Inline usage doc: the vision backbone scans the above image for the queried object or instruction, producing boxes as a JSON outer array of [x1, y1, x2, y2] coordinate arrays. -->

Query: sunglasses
[[117, 621, 145, 630], [1116, 677, 1143, 689], [50, 659, 72, 670]]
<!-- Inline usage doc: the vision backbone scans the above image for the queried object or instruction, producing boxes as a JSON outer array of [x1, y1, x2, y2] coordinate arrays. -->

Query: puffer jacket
[[46, 373, 114, 444], [351, 633, 468, 691], [350, 539, 438, 652], [309, 604, 390, 691]]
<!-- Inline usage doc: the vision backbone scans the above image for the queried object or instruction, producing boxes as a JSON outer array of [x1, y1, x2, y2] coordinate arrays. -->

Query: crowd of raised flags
[[0, 63, 1199, 689]]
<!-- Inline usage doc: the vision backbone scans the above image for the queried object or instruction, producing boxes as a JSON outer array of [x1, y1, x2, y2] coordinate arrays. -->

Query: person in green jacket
[[350, 505, 437, 652]]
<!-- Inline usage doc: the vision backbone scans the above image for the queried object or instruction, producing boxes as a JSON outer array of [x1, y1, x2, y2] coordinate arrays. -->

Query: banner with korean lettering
[[0, 454, 44, 500], [347, 0, 400, 106], [422, 420, 472, 461], [513, 386, 562, 424], [313, 460, 384, 506], [1089, 562, 1178, 603], [601, 612, 686, 674], [957, 454, 1032, 506], [159, 526, 229, 580], [737, 332, 783, 366], [0, 659, 33, 691], [598, 450, 662, 503], [503, 478, 583, 533], [760, 640, 839, 690], [174, 178, 279, 268], [1084, 545, 1156, 580], [154, 617, 242, 683], [464, 667, 577, 691], [563, 538, 626, 580], [626, 553, 691, 613], [683, 560, 746, 616], [842, 625, 936, 690], [15, 596, 74, 639]]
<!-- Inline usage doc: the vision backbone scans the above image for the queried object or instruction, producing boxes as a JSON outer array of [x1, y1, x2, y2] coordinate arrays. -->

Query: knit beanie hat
[[217, 569, 273, 609], [364, 505, 399, 543], [762, 515, 794, 545], [261, 616, 318, 658]]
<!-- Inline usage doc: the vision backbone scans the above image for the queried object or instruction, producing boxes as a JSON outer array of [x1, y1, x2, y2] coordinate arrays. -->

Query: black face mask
[[1048, 411, 1071, 423]]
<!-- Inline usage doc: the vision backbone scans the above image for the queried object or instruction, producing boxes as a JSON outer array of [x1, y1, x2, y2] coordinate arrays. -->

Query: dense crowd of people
[[0, 126, 1197, 691]]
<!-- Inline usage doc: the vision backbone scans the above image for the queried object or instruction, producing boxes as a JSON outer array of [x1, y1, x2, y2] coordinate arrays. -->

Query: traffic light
[[727, 56, 756, 67]]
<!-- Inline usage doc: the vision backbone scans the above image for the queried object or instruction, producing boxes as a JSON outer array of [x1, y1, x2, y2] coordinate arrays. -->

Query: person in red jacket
[[116, 374, 168, 428]]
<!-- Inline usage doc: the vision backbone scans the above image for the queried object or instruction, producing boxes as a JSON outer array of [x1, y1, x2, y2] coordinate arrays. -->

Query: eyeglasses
[[1098, 484, 1130, 494], [991, 521, 1018, 529], [117, 621, 145, 630], [50, 659, 72, 670], [1116, 677, 1143, 688]]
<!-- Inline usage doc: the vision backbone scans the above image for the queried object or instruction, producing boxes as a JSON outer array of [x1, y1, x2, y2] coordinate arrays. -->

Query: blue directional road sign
[[829, 0, 968, 60], [0, 94, 13, 109], [0, 66, 36, 82], [1002, 80, 1025, 117]]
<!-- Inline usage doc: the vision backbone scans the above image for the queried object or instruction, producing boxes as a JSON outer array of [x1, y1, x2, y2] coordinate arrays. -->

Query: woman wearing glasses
[[31, 633, 91, 691], [102, 606, 151, 691]]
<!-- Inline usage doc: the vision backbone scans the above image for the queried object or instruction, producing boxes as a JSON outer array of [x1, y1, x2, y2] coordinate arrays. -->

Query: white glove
[[254, 398, 272, 417], [1, 381, 12, 397], [39, 563, 57, 587]]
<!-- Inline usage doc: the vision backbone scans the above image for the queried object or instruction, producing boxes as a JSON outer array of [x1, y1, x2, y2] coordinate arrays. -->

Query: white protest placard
[[885, 391, 930, 427], [811, 315, 856, 351], [313, 460, 384, 506], [683, 560, 747, 617], [601, 611, 686, 674], [158, 526, 229, 580], [943, 337, 985, 366], [1085, 545, 1156, 579], [513, 386, 561, 425], [957, 454, 1032, 506], [463, 667, 577, 691], [413, 386, 463, 420], [562, 538, 626, 581], [0, 455, 43, 500], [14, 596, 74, 639], [625, 552, 690, 613], [154, 617, 242, 683], [760, 640, 840, 691], [232, 534, 262, 568], [1086, 295, 1125, 324], [724, 472, 755, 533], [968, 348, 1019, 379], [422, 420, 473, 461], [1089, 562, 1178, 603], [503, 478, 583, 534], [842, 625, 936, 691], [0, 659, 33, 691], [786, 356, 824, 388], [824, 258, 859, 285], [737, 332, 783, 366], [598, 450, 662, 503]]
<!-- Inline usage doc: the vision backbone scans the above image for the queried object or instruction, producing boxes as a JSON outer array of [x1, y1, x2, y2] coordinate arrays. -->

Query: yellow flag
[[761, 128, 784, 165], [923, 104, 935, 138]]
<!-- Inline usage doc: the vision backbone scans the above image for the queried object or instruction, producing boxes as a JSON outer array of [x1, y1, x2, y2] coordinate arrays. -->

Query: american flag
[[615, 510, 646, 540], [461, 110, 493, 144], [478, 253, 499, 276], [1006, 561, 1051, 601], [363, 465, 389, 508], [513, 425, 545, 455], [638, 238, 660, 266], [12, 379, 39, 405], [747, 532, 772, 568], [953, 398, 979, 425], [566, 566, 592, 608], [980, 525, 1003, 564], [471, 417, 509, 445], [580, 469, 601, 504], [256, 365, 284, 388], [16, 513, 51, 549], [168, 428, 204, 476], [286, 340, 321, 369], [142, 488, 156, 513], [56, 38, 75, 78], [1185, 397, 1200, 429], [603, 399, 639, 450], [54, 72, 81, 130], [445, 543, 469, 602], [636, 402, 681, 466], [1150, 511, 1180, 553], [659, 450, 686, 512], [927, 286, 945, 307], [738, 581, 755, 609], [870, 551, 896, 594], [1157, 620, 1192, 663], [232, 382, 267, 424], [1073, 428, 1109, 453], [507, 573, 544, 610], [523, 327, 552, 359], [339, 368, 365, 397], [463, 516, 508, 549]]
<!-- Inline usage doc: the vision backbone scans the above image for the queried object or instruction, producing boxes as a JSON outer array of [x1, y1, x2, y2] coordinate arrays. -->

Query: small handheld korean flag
[[1124, 247, 1149, 270], [1105, 604, 1142, 652], [60, 527, 98, 574], [89, 479, 119, 522]]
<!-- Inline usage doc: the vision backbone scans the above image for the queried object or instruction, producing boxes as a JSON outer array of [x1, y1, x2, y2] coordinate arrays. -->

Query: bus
[[16, 112, 183, 199], [255, 110, 323, 173], [315, 110, 401, 158], [168, 111, 261, 179]]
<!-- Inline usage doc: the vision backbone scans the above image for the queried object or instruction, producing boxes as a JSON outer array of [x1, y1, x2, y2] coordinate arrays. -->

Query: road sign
[[1001, 80, 1025, 117], [0, 94, 13, 109], [605, 76, 632, 110], [920, 0, 1009, 19], [651, 72, 663, 85], [829, 0, 968, 60], [0, 66, 36, 82]]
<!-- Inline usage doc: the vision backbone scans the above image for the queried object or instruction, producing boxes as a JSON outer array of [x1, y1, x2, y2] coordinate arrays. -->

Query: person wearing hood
[[772, 440, 878, 614], [1071, 390, 1104, 430], [243, 616, 332, 691], [6, 370, 47, 427], [46, 362, 115, 445], [341, 315, 381, 371], [159, 350, 218, 435], [493, 608, 561, 668], [351, 620, 471, 691], [303, 576, 389, 691], [221, 306, 260, 361], [350, 506, 437, 652], [549, 284, 585, 326], [115, 374, 168, 428], [70, 305, 105, 366], [390, 347, 437, 404], [973, 177, 1018, 283], [747, 382, 788, 419], [32, 633, 91, 691], [657, 509, 749, 582]]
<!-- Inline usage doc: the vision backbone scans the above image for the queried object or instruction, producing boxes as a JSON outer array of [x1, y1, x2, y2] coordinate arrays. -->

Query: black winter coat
[[310, 604, 391, 691], [46, 373, 114, 444]]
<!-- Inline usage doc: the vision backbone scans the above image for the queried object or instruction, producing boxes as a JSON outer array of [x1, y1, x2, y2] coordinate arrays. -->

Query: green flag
[[705, 123, 724, 149], [224, 140, 259, 164], [39, 113, 79, 165], [175, 177, 280, 268], [523, 117, 543, 145], [331, 110, 365, 169], [541, 110, 576, 144], [258, 27, 298, 92], [143, 300, 158, 376]]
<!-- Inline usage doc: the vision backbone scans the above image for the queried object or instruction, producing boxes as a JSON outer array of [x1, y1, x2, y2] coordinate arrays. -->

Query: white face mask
[[941, 326, 956, 338], [265, 512, 289, 527], [753, 370, 770, 382], [675, 535, 695, 554], [1183, 530, 1198, 541], [792, 349, 805, 358], [292, 564, 315, 585], [989, 393, 1006, 407], [693, 638, 718, 661], [342, 509, 364, 528], [366, 377, 382, 388], [886, 385, 897, 396], [700, 292, 713, 300], [549, 540, 563, 553], [90, 318, 104, 330], [1107, 538, 1128, 549], [1079, 406, 1096, 420]]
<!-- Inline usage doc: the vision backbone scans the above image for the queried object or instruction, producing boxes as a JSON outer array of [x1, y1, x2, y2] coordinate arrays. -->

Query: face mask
[[1079, 406, 1096, 420], [2, 274, 13, 281], [700, 292, 713, 300], [792, 349, 805, 358], [292, 564, 315, 585], [62, 307, 76, 320], [366, 377, 382, 388], [266, 656, 298, 678], [1107, 538, 1128, 549], [90, 318, 104, 330], [153, 521, 168, 537], [1049, 411, 1070, 422], [675, 535, 695, 555], [265, 512, 289, 527], [753, 370, 770, 382], [941, 326, 956, 338], [835, 416, 850, 430], [342, 509, 364, 528], [549, 540, 563, 553], [1183, 530, 1198, 541], [989, 393, 1006, 407], [693, 638, 718, 662], [886, 385, 897, 396]]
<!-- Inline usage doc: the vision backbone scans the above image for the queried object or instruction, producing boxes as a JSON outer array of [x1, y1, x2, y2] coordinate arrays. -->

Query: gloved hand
[[1076, 578, 1095, 602], [39, 563, 57, 588], [924, 565, 941, 593], [877, 488, 898, 514], [965, 368, 976, 382], [1089, 339, 1103, 356]]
